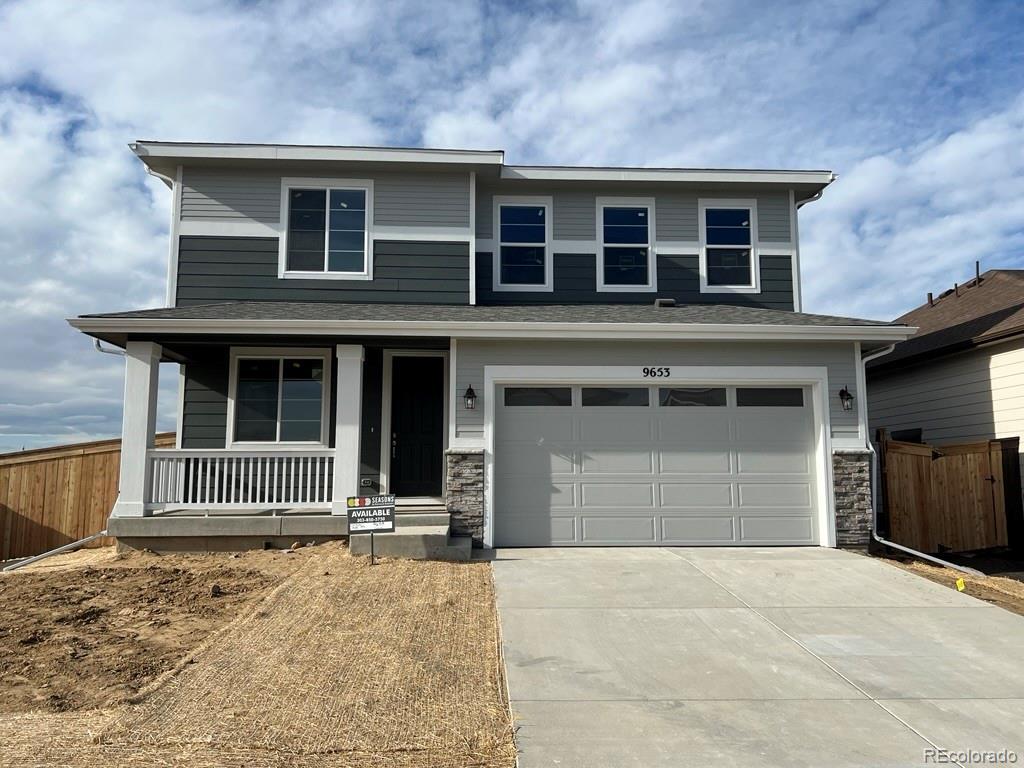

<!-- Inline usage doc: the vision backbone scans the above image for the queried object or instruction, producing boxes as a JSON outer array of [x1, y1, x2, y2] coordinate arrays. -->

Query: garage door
[[493, 383, 819, 546]]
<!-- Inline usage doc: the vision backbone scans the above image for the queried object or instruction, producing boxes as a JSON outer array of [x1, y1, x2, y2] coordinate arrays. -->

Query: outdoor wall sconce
[[464, 385, 477, 410], [838, 385, 854, 411]]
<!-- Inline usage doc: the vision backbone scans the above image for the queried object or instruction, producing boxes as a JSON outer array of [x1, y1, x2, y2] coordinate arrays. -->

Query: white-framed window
[[698, 199, 760, 294], [226, 347, 332, 446], [492, 195, 553, 291], [596, 197, 656, 292], [278, 177, 374, 280]]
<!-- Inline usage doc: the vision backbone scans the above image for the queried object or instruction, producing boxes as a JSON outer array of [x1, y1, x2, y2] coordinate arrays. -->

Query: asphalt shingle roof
[[870, 270, 1024, 371], [80, 301, 896, 327]]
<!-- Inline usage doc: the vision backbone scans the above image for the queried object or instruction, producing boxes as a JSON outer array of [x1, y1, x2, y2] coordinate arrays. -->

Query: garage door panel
[[738, 483, 812, 508], [660, 482, 734, 508], [737, 448, 810, 474], [734, 413, 813, 443], [656, 411, 732, 441], [495, 444, 576, 475], [496, 481, 577, 508], [497, 513, 578, 545], [659, 448, 732, 474], [579, 414, 654, 442], [580, 482, 655, 507], [661, 515, 737, 543], [582, 449, 653, 474], [740, 516, 814, 543], [582, 515, 656, 543], [497, 411, 574, 442]]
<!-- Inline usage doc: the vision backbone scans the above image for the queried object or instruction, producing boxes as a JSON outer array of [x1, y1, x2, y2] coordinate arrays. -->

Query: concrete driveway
[[492, 547, 1024, 767]]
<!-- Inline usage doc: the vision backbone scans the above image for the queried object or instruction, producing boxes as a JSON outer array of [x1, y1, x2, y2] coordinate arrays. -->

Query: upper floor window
[[597, 198, 655, 292], [279, 178, 373, 280], [699, 200, 759, 294], [493, 196, 552, 291]]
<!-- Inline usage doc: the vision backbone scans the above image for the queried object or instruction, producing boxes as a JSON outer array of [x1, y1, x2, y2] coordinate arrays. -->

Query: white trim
[[331, 344, 364, 513], [757, 246, 795, 256], [492, 195, 554, 292], [113, 342, 162, 518], [481, 364, 836, 549], [179, 219, 280, 237], [133, 141, 505, 166], [448, 340, 459, 445], [278, 177, 375, 281], [225, 346, 332, 448], [654, 241, 700, 255], [379, 349, 450, 496], [790, 189, 803, 312], [502, 166, 835, 185], [166, 164, 182, 307], [70, 316, 916, 343], [596, 197, 657, 293], [468, 172, 477, 305], [374, 224, 472, 242], [698, 198, 760, 295], [175, 364, 185, 449]]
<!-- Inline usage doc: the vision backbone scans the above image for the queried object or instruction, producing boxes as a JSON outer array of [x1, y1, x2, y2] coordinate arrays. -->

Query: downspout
[[94, 339, 124, 357], [862, 344, 984, 576]]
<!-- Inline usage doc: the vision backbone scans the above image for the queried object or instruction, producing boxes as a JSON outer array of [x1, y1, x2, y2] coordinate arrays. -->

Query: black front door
[[390, 356, 444, 497]]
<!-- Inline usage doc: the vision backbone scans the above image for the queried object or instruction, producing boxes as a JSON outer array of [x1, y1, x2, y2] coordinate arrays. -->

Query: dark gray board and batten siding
[[176, 237, 470, 306], [475, 252, 794, 310]]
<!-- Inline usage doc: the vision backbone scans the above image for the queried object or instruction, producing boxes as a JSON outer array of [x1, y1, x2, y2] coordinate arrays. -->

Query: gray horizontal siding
[[181, 169, 280, 223], [454, 340, 860, 440], [475, 252, 793, 310], [475, 182, 791, 243], [180, 167, 470, 229], [176, 236, 469, 305]]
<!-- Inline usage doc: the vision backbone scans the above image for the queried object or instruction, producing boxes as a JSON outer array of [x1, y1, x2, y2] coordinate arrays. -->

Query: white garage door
[[493, 384, 819, 546]]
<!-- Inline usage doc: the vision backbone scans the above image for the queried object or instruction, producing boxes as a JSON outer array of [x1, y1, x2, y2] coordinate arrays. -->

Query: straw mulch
[[0, 542, 516, 767]]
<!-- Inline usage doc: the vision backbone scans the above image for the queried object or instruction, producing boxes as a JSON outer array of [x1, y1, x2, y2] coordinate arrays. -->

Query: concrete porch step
[[395, 512, 450, 528], [349, 524, 472, 562]]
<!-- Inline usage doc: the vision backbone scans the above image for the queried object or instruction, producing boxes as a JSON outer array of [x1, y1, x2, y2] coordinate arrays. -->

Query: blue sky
[[0, 0, 1023, 451]]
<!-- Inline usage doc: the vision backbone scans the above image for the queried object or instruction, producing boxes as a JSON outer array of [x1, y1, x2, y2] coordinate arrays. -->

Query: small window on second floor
[[285, 184, 369, 277], [704, 207, 753, 287], [600, 204, 653, 290], [499, 204, 548, 286]]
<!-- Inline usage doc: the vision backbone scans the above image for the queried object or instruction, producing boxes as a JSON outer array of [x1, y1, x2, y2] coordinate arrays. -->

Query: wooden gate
[[878, 432, 1022, 553]]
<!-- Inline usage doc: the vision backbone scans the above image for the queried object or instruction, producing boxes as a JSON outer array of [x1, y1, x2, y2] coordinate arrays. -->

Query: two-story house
[[68, 142, 913, 556]]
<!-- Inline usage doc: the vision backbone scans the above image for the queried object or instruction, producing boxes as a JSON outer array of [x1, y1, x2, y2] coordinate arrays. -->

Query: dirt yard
[[0, 542, 516, 767], [883, 554, 1024, 617]]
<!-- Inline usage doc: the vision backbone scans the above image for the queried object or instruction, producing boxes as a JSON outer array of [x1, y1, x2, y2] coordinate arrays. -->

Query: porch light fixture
[[838, 385, 854, 411], [464, 385, 477, 411]]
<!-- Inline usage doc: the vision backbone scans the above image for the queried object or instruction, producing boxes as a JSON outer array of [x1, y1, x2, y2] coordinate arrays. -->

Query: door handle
[[392, 433, 397, 459]]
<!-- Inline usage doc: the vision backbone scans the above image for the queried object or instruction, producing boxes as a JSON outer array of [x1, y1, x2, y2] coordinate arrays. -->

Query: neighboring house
[[68, 141, 912, 555], [869, 269, 1024, 456]]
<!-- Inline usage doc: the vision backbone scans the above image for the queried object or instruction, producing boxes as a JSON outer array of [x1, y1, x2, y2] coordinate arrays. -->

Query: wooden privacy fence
[[0, 433, 175, 560], [878, 431, 1023, 554]]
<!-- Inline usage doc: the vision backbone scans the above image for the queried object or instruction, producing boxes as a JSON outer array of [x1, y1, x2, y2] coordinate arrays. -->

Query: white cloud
[[0, 0, 1021, 449]]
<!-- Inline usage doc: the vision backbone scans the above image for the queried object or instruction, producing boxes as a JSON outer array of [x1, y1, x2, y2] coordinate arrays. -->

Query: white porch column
[[332, 344, 364, 514], [112, 341, 162, 518]]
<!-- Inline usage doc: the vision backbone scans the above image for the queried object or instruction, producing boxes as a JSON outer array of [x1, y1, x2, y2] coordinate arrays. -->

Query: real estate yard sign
[[346, 494, 395, 564]]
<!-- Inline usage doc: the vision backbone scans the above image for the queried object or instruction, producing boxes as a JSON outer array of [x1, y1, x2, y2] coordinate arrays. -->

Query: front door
[[389, 356, 445, 497]]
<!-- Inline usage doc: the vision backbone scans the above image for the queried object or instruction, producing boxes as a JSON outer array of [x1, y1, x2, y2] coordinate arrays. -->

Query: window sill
[[281, 271, 372, 281], [699, 284, 761, 294], [492, 282, 553, 292], [596, 283, 657, 293]]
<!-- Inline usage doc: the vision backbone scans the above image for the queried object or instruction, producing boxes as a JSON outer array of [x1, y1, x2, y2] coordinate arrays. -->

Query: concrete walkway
[[492, 547, 1024, 767]]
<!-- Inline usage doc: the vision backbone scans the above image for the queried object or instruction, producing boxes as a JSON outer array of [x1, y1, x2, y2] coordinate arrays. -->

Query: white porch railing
[[145, 449, 335, 509]]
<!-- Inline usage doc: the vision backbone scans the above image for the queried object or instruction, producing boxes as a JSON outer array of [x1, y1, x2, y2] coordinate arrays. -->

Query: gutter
[[861, 344, 984, 577], [67, 316, 916, 343]]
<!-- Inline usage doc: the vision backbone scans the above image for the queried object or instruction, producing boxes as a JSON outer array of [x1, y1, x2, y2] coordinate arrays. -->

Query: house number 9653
[[642, 367, 671, 378]]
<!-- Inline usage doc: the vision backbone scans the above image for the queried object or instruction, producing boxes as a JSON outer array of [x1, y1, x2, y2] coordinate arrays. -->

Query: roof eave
[[68, 316, 913, 343], [501, 166, 836, 188]]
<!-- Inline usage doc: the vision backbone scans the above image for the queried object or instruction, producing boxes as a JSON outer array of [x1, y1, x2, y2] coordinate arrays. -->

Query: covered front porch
[[101, 335, 475, 553]]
